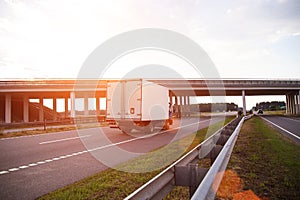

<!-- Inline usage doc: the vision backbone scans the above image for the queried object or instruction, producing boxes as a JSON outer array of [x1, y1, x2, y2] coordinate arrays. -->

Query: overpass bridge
[[0, 79, 299, 124]]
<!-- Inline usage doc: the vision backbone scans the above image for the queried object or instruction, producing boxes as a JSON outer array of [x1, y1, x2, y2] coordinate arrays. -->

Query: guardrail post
[[175, 164, 209, 197], [189, 163, 199, 197], [207, 145, 223, 165]]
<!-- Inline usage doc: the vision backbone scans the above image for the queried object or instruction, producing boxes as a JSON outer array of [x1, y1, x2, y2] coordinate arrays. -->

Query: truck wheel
[[163, 120, 170, 130], [119, 126, 132, 134], [146, 123, 154, 133]]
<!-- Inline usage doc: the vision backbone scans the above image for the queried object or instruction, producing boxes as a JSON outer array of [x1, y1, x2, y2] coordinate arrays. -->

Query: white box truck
[[106, 79, 173, 134]]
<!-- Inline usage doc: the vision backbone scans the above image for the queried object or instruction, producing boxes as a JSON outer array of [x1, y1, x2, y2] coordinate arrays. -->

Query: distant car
[[257, 109, 263, 114]]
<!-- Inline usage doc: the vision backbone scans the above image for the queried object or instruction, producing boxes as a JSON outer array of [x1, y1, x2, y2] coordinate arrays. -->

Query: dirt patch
[[217, 170, 243, 199], [233, 190, 261, 200]]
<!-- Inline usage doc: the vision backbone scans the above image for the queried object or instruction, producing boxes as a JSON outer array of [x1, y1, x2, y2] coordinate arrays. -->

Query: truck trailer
[[106, 79, 173, 134]]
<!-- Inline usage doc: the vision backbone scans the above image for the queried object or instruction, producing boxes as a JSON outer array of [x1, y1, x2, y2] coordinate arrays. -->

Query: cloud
[[0, 0, 299, 78]]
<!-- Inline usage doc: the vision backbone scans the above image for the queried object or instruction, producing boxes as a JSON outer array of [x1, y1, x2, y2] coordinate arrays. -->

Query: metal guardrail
[[125, 115, 251, 200], [191, 116, 247, 199]]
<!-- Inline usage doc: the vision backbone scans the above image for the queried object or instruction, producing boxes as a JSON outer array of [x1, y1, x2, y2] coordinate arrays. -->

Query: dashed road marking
[[39, 135, 91, 144], [0, 118, 215, 176], [8, 168, 19, 172]]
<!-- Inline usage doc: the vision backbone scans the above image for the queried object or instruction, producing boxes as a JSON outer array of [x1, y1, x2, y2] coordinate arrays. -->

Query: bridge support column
[[286, 95, 290, 115], [96, 97, 100, 116], [187, 96, 190, 117], [182, 96, 187, 117], [242, 90, 246, 116], [295, 93, 299, 115], [39, 97, 44, 122], [286, 94, 297, 115], [179, 96, 183, 118], [174, 95, 179, 118], [5, 94, 11, 123], [64, 97, 68, 118], [290, 95, 295, 115], [70, 92, 75, 118], [174, 95, 178, 106], [293, 95, 297, 115], [84, 94, 89, 116], [296, 90, 300, 115], [53, 97, 57, 121], [23, 96, 29, 123]]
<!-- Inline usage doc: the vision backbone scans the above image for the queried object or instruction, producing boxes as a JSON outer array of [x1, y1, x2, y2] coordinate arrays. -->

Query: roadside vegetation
[[217, 116, 300, 199], [39, 116, 234, 200], [262, 110, 286, 115], [0, 122, 107, 139]]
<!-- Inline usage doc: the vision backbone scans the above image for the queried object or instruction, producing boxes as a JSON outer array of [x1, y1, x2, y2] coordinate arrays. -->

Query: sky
[[0, 0, 300, 109]]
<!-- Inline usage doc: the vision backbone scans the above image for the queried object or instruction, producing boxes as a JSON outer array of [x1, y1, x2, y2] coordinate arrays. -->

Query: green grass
[[0, 122, 107, 139], [263, 110, 286, 115], [225, 116, 300, 199], [39, 116, 235, 200]]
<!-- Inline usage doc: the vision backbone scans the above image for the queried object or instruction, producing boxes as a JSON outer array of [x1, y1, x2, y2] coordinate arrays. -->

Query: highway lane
[[260, 115, 300, 144], [0, 116, 227, 200]]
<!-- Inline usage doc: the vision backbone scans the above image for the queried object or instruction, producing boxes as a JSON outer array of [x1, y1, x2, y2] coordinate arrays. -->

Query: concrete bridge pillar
[[5, 94, 11, 123], [186, 96, 190, 117], [286, 94, 298, 115], [23, 96, 29, 123], [96, 97, 100, 116], [169, 94, 173, 105], [295, 93, 299, 115], [39, 97, 44, 122], [286, 95, 290, 115], [291, 95, 296, 115], [288, 95, 293, 115], [64, 97, 68, 118], [179, 96, 183, 118], [183, 96, 187, 117], [173, 95, 179, 118], [53, 97, 57, 121], [70, 92, 75, 118], [297, 91, 300, 115], [84, 94, 89, 116], [242, 90, 246, 116], [183, 96, 187, 105]]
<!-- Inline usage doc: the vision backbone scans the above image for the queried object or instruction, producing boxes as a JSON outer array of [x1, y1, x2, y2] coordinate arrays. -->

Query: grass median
[[0, 123, 107, 139], [217, 116, 300, 199], [39, 116, 234, 200]]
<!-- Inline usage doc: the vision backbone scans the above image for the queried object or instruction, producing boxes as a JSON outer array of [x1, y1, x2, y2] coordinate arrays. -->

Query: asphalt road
[[260, 115, 300, 144], [0, 116, 226, 200]]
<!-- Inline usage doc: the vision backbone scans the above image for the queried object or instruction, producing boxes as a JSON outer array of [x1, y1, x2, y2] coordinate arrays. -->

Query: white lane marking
[[0, 118, 217, 176], [39, 135, 91, 144], [261, 117, 300, 140], [82, 119, 213, 153], [8, 168, 19, 172], [283, 117, 300, 123]]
